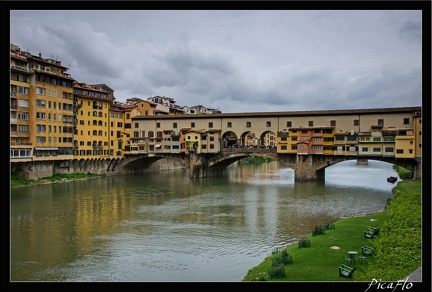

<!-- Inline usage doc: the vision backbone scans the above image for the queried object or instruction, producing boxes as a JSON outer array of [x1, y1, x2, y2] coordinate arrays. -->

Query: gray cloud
[[10, 10, 422, 113]]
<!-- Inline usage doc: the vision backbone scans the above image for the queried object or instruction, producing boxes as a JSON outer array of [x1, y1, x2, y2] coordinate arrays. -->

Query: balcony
[[10, 64, 33, 74]]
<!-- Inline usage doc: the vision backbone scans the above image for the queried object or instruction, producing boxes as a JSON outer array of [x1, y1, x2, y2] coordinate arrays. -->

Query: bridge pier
[[414, 159, 421, 179], [292, 155, 325, 181]]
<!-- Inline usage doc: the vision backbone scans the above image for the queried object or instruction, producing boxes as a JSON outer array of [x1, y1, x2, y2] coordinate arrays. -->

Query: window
[[36, 124, 46, 132], [173, 122, 177, 128], [308, 121, 314, 126], [354, 120, 359, 126], [378, 119, 384, 126], [36, 100, 46, 107], [18, 86, 29, 94], [287, 121, 292, 127], [246, 122, 251, 127], [266, 121, 271, 127], [227, 122, 232, 128], [18, 112, 29, 120], [135, 122, 139, 128], [403, 118, 410, 125], [209, 122, 213, 128], [157, 122, 160, 128], [191, 122, 195, 128], [330, 120, 336, 127], [18, 99, 29, 107], [36, 112, 46, 120], [36, 87, 46, 95], [36, 136, 46, 143], [18, 125, 29, 132], [385, 147, 394, 153]]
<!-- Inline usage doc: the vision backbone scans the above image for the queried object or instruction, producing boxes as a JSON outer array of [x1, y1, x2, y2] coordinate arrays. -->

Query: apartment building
[[10, 44, 75, 178], [73, 82, 113, 159]]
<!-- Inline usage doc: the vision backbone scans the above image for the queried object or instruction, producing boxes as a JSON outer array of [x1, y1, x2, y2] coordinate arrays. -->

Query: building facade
[[10, 44, 422, 180]]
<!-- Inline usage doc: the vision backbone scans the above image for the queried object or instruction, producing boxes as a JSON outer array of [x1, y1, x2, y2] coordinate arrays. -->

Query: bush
[[281, 250, 293, 264], [312, 224, 326, 236], [298, 237, 310, 248], [268, 264, 286, 278]]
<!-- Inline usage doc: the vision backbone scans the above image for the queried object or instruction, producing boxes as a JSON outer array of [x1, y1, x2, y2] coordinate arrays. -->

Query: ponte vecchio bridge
[[122, 106, 421, 181]]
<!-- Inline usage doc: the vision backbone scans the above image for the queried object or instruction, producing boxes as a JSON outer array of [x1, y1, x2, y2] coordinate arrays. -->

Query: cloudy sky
[[10, 9, 422, 113]]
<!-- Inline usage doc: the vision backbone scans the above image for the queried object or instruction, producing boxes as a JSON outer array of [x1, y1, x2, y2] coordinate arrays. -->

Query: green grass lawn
[[243, 211, 389, 282], [243, 179, 422, 282]]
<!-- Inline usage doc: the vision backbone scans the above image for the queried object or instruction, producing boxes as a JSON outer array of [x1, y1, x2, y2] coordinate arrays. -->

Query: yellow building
[[110, 103, 135, 155], [394, 128, 416, 159], [413, 109, 422, 159], [183, 129, 222, 154], [10, 44, 75, 178], [133, 100, 157, 116], [184, 129, 203, 153], [73, 82, 113, 159]]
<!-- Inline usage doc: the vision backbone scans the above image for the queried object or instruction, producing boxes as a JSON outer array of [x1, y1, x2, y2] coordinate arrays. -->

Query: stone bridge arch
[[277, 154, 419, 181], [119, 154, 191, 174]]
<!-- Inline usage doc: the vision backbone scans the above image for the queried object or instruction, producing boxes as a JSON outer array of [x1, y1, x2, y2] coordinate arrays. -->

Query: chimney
[[39, 53, 42, 58]]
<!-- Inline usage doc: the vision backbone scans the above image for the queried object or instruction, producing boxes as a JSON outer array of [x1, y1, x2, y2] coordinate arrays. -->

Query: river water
[[10, 160, 399, 282]]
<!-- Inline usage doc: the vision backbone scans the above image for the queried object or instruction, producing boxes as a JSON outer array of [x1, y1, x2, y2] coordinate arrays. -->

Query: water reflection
[[10, 159, 398, 282]]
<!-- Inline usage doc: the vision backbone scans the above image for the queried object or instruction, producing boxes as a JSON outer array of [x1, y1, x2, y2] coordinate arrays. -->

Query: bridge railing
[[221, 147, 277, 154]]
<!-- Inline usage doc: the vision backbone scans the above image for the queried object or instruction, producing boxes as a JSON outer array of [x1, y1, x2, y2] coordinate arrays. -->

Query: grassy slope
[[242, 179, 422, 282]]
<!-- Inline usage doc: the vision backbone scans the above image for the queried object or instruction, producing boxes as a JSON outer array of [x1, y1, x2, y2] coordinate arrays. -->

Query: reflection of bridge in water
[[120, 147, 420, 181]]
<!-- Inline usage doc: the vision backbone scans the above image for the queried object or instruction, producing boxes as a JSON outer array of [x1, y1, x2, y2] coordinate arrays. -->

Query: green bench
[[339, 264, 356, 278], [362, 245, 375, 256], [364, 227, 380, 238]]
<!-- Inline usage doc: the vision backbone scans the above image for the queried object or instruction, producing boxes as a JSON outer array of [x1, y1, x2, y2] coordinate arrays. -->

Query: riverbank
[[242, 178, 422, 282], [10, 173, 106, 188]]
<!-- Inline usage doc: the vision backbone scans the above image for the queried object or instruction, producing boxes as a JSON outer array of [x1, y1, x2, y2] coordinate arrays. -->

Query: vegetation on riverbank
[[242, 178, 422, 282], [393, 164, 413, 180], [238, 156, 272, 164], [10, 172, 105, 187]]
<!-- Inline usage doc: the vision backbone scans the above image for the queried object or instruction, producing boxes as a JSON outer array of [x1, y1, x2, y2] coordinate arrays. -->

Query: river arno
[[10, 160, 399, 282]]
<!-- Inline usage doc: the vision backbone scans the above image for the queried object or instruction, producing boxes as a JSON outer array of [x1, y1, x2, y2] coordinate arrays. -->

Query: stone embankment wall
[[12, 157, 189, 180]]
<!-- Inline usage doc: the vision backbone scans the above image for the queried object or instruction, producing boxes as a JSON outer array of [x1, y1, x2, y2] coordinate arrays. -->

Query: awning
[[155, 144, 161, 148], [34, 147, 59, 151]]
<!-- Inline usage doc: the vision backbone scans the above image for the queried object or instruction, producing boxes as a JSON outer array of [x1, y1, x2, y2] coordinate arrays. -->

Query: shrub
[[268, 264, 286, 278], [298, 237, 310, 248], [312, 224, 326, 236], [281, 250, 293, 264]]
